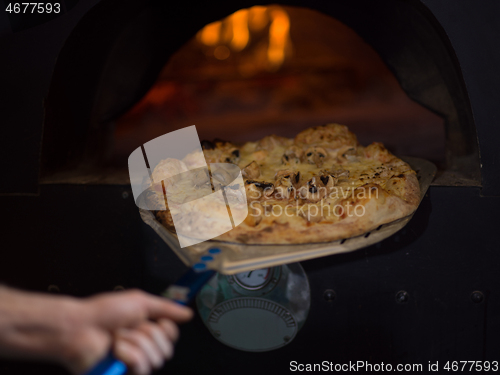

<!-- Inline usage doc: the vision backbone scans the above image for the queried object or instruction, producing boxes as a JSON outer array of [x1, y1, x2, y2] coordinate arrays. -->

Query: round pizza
[[151, 124, 420, 245]]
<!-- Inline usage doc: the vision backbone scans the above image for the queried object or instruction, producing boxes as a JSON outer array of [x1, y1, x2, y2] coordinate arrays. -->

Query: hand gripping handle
[[83, 257, 217, 375]]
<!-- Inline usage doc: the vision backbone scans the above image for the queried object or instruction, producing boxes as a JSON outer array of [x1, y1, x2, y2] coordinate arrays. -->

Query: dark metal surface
[[161, 186, 500, 374], [1, 0, 500, 373], [0, 185, 146, 294], [0, 0, 100, 194], [1, 184, 499, 373], [421, 0, 500, 195]]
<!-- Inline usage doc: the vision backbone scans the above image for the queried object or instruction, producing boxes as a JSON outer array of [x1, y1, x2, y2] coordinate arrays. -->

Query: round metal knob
[[395, 290, 409, 303]]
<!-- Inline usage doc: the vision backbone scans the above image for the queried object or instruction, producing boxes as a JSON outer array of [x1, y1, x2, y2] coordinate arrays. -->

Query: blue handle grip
[[83, 264, 216, 375], [84, 352, 127, 375]]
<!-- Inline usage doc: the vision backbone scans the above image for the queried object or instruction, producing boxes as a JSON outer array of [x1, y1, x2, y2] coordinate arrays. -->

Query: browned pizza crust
[[153, 124, 420, 245]]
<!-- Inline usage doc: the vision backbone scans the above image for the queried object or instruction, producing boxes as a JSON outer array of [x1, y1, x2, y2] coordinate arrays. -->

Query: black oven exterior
[[1, 1, 500, 374]]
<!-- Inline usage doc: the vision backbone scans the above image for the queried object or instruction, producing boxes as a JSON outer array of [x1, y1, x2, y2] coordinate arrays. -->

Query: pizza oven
[[1, 0, 500, 374]]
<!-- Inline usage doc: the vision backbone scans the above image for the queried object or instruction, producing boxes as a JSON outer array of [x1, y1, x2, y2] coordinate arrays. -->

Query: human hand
[[0, 287, 193, 375], [62, 289, 193, 375]]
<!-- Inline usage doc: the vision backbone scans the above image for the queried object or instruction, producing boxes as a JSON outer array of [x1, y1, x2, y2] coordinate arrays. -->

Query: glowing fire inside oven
[[196, 6, 292, 72]]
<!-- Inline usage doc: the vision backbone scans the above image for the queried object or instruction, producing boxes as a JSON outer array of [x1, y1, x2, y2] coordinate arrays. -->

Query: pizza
[[149, 124, 420, 245]]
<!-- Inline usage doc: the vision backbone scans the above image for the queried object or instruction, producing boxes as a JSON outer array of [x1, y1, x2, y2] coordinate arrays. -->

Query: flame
[[198, 21, 221, 46], [230, 9, 250, 51], [197, 6, 291, 71], [248, 6, 268, 31], [268, 9, 290, 70]]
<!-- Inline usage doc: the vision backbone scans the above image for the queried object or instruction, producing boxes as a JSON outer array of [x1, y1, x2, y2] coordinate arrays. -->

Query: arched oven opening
[[40, 0, 480, 187]]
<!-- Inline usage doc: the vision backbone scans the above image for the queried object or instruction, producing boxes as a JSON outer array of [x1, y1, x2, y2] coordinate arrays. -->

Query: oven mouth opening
[[40, 1, 480, 187]]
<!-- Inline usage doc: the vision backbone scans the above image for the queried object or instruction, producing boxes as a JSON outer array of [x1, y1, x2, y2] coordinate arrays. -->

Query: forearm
[[0, 285, 84, 363]]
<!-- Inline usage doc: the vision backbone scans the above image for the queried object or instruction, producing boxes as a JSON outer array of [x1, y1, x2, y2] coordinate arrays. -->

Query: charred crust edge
[[201, 140, 215, 150], [245, 180, 274, 189]]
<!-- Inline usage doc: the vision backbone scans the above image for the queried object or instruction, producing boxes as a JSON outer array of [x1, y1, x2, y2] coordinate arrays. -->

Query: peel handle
[[83, 267, 216, 375]]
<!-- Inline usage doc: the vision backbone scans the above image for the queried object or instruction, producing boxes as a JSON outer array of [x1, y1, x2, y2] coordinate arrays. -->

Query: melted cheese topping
[[153, 124, 416, 227], [237, 142, 412, 192]]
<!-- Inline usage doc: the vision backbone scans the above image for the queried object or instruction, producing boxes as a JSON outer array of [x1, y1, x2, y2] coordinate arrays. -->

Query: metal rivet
[[47, 285, 60, 293], [114, 285, 125, 291], [122, 191, 129, 199], [471, 291, 484, 303], [284, 335, 291, 342], [200, 255, 214, 262], [396, 290, 409, 303], [193, 262, 207, 271], [323, 289, 336, 302]]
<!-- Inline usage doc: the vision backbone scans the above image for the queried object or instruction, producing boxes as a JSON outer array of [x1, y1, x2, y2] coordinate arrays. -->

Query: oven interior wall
[[41, 0, 479, 185], [113, 6, 445, 168]]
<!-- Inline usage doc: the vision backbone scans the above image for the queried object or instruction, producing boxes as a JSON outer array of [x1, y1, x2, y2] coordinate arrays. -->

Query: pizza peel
[[139, 156, 436, 275], [85, 157, 435, 375]]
